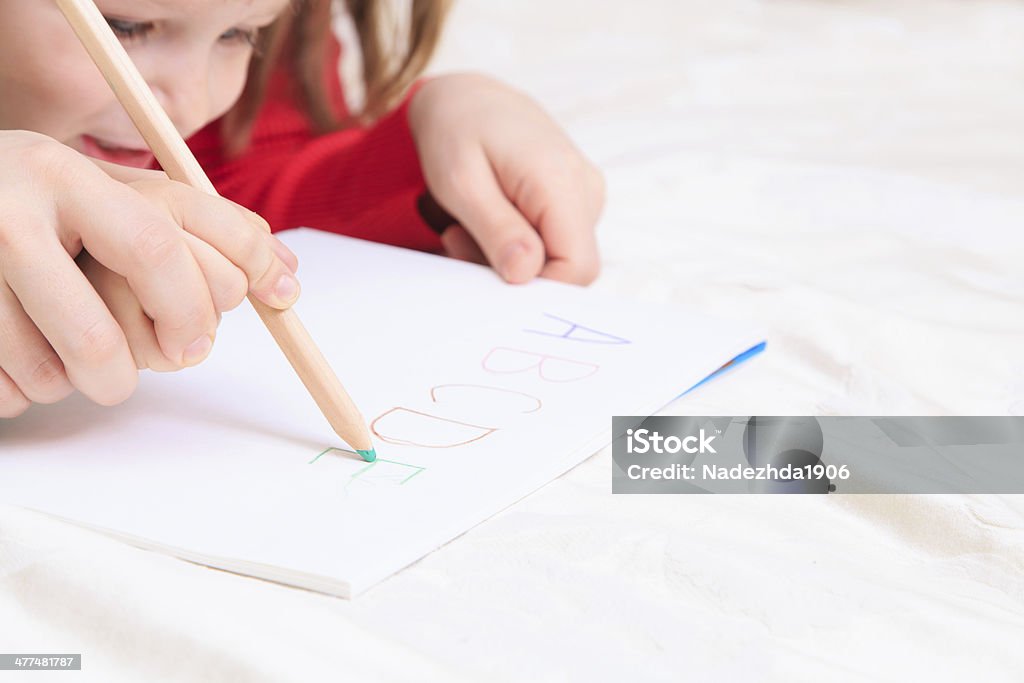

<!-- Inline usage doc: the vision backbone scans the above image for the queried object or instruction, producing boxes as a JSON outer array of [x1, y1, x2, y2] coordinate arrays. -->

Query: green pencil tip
[[356, 448, 377, 463]]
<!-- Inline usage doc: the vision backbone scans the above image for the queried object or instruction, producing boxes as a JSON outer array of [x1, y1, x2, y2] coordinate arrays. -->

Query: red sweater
[[185, 42, 443, 254]]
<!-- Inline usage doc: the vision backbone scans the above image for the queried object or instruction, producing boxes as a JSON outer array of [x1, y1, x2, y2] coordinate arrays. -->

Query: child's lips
[[81, 134, 155, 168]]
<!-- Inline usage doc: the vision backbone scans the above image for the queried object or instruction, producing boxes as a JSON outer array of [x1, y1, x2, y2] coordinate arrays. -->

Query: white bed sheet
[[2, 1, 1023, 680]]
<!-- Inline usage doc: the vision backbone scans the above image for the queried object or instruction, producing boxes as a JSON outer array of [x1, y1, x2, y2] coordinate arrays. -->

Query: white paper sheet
[[0, 229, 763, 596]]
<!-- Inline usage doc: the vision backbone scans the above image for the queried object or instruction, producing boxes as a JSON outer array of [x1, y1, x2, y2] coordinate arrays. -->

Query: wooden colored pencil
[[55, 0, 377, 462]]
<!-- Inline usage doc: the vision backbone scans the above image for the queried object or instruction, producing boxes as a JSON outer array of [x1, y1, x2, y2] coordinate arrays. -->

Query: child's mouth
[[81, 135, 155, 169]]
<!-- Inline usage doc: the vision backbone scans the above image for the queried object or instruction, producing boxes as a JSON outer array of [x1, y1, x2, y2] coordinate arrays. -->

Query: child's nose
[[149, 68, 212, 140]]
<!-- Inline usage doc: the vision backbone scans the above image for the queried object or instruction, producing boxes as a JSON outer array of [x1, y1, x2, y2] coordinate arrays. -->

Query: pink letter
[[481, 348, 599, 383], [371, 408, 496, 449]]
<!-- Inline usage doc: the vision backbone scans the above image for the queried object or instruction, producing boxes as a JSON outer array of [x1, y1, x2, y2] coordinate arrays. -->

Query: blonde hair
[[222, 0, 450, 154]]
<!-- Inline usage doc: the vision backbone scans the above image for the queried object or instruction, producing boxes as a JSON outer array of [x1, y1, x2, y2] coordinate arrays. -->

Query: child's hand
[[408, 73, 605, 284], [0, 131, 299, 417], [76, 173, 301, 374]]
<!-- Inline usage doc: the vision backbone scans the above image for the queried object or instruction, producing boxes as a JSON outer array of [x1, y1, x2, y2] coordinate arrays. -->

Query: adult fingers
[[0, 282, 74, 404], [79, 255, 179, 373], [53, 167, 217, 368], [2, 232, 138, 406], [0, 367, 30, 418]]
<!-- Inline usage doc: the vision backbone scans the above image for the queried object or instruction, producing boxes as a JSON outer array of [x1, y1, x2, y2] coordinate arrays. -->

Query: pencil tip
[[356, 448, 377, 463]]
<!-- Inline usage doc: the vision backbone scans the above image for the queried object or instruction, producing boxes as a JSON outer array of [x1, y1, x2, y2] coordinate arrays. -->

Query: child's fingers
[[0, 367, 30, 418], [439, 224, 488, 265], [224, 200, 300, 274], [539, 244, 601, 284], [432, 152, 545, 284], [140, 180, 301, 309], [54, 173, 218, 368], [536, 193, 602, 285], [517, 157, 603, 285], [270, 235, 299, 274], [0, 283, 74, 404], [181, 233, 249, 315], [3, 233, 139, 406]]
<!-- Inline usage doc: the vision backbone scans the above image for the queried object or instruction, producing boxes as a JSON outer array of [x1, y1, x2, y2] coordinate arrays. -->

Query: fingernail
[[274, 273, 300, 304], [499, 241, 529, 282], [183, 335, 213, 366]]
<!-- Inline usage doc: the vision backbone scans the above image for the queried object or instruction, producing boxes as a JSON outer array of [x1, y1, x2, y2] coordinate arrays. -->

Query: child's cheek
[[0, 10, 112, 140], [14, 64, 109, 143], [207, 58, 251, 125], [41, 32, 117, 126]]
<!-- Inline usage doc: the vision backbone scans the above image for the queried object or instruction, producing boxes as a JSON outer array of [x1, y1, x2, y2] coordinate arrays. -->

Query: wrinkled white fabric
[[2, 1, 1022, 680]]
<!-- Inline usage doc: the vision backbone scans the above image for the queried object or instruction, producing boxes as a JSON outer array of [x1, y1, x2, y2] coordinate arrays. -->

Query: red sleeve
[[185, 40, 442, 254]]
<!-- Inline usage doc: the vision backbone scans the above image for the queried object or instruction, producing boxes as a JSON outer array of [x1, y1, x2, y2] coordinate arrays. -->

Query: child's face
[[0, 0, 288, 167]]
